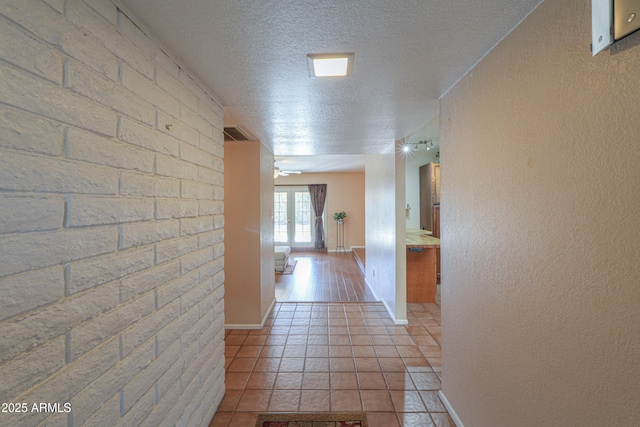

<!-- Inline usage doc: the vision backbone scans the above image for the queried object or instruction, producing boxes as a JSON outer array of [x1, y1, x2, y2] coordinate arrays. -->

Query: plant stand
[[336, 219, 346, 253]]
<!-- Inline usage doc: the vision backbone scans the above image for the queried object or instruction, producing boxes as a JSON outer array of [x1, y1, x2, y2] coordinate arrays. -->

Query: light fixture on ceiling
[[402, 139, 434, 153], [307, 53, 354, 77]]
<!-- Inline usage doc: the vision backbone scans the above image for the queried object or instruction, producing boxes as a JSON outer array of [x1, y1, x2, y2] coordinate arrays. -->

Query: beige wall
[[440, 1, 640, 426], [0, 1, 225, 425], [224, 141, 275, 326], [259, 144, 276, 318], [276, 172, 365, 250]]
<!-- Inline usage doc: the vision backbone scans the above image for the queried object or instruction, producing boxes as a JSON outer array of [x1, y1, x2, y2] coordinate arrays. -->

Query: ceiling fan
[[274, 167, 302, 178]]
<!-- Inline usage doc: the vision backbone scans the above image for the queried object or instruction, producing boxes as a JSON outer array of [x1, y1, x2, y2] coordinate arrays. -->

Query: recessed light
[[307, 53, 354, 77]]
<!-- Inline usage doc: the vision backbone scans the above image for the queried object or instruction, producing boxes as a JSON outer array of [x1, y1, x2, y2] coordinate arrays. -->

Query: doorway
[[273, 185, 373, 302], [274, 186, 319, 248]]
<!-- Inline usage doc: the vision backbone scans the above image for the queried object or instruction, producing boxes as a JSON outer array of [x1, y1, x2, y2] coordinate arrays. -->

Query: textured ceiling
[[117, 0, 541, 161]]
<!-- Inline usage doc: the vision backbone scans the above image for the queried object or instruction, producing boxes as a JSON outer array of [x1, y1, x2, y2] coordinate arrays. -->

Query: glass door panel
[[274, 191, 288, 243], [274, 187, 317, 247], [294, 191, 312, 243]]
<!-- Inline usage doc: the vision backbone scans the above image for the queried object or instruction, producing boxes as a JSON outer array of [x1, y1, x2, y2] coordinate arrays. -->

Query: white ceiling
[[117, 0, 541, 171]]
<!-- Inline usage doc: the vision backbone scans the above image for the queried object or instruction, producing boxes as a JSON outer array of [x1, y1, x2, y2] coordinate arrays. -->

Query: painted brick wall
[[0, 0, 225, 426]]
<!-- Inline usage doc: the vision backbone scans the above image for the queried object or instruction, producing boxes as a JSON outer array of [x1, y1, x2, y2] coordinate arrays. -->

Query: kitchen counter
[[406, 229, 440, 247], [405, 230, 439, 303]]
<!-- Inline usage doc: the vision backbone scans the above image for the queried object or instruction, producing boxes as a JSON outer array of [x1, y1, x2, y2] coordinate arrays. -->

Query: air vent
[[224, 126, 251, 141]]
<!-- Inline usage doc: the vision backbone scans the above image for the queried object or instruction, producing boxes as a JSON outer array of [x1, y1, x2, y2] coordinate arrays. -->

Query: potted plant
[[333, 211, 347, 223]]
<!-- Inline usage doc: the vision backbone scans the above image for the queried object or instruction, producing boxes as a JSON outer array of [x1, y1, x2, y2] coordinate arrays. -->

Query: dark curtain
[[308, 184, 327, 249]]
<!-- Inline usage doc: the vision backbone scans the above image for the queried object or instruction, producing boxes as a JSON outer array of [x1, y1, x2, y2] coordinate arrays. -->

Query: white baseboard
[[327, 249, 353, 253], [225, 298, 276, 330], [439, 390, 464, 427]]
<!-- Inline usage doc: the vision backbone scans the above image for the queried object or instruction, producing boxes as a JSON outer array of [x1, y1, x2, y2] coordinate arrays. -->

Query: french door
[[274, 187, 316, 248]]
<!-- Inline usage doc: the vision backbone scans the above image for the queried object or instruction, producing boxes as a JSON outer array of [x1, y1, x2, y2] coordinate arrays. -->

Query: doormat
[[276, 260, 297, 275], [255, 412, 368, 427]]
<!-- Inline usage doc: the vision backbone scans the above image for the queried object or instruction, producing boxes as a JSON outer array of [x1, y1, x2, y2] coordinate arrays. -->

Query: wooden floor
[[276, 252, 377, 302]]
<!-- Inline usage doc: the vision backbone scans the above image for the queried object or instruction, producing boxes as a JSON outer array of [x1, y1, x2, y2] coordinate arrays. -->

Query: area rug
[[276, 260, 297, 275], [255, 412, 368, 427]]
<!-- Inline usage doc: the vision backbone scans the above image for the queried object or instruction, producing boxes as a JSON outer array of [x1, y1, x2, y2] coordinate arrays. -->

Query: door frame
[[274, 185, 327, 249]]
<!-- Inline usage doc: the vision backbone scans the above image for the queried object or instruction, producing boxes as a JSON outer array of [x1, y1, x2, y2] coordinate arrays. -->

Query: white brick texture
[[0, 1, 225, 426], [0, 105, 65, 156]]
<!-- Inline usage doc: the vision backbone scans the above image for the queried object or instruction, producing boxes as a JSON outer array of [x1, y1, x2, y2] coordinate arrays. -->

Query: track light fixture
[[402, 139, 434, 153]]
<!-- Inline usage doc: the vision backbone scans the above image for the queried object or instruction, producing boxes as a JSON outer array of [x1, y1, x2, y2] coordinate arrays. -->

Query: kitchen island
[[406, 229, 440, 303]]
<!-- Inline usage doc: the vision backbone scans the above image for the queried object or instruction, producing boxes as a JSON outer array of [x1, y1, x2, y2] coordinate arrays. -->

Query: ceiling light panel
[[307, 53, 354, 77], [313, 57, 348, 76]]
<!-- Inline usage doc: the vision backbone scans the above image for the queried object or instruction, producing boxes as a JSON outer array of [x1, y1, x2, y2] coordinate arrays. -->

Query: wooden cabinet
[[419, 163, 440, 232], [432, 204, 440, 238], [420, 163, 441, 281], [432, 164, 441, 205], [406, 231, 440, 303], [406, 247, 437, 303], [433, 204, 440, 278]]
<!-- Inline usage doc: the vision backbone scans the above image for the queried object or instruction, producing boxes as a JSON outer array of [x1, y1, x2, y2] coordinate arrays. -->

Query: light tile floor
[[210, 302, 453, 427]]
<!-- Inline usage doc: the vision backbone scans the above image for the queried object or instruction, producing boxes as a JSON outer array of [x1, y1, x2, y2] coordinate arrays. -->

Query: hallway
[[210, 302, 452, 427]]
